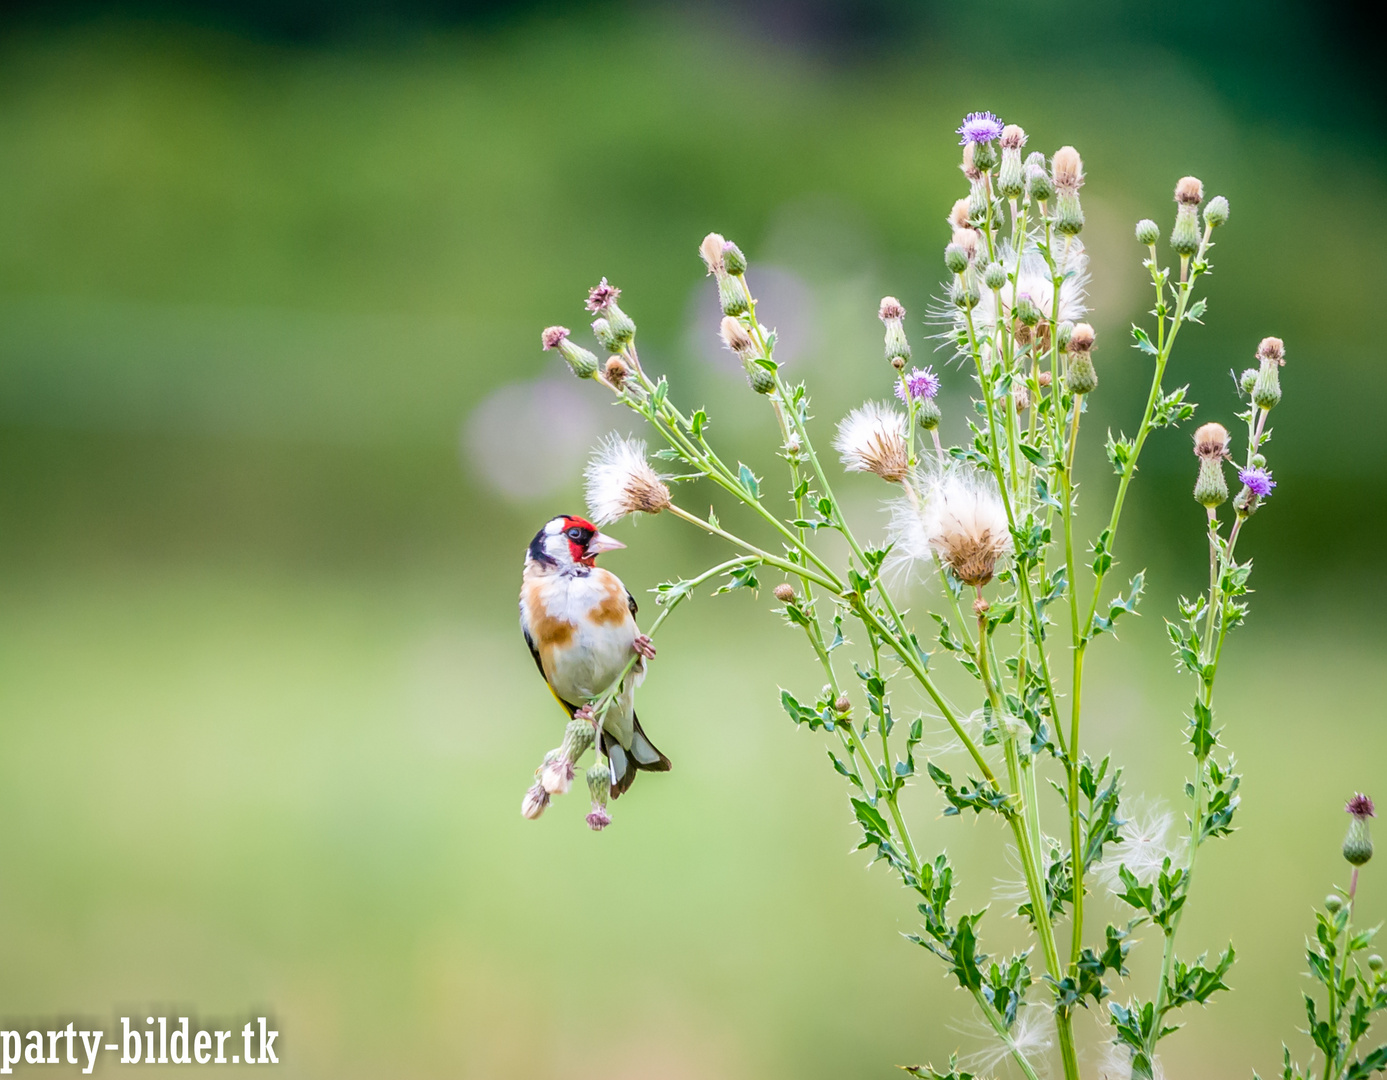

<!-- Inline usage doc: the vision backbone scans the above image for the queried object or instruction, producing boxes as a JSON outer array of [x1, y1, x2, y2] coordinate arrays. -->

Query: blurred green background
[[2, 2, 1384, 1076]]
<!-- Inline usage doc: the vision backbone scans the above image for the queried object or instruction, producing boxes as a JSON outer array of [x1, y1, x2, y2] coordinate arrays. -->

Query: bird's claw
[[574, 704, 596, 725], [633, 634, 657, 660]]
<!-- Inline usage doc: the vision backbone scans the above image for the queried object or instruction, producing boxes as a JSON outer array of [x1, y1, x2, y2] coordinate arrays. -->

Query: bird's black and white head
[[527, 514, 625, 573]]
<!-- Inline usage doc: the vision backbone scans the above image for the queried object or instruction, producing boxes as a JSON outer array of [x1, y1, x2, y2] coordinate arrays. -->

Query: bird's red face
[[530, 515, 626, 570]]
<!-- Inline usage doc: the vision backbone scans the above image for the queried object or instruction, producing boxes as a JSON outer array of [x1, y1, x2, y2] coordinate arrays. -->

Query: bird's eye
[[567, 527, 584, 540]]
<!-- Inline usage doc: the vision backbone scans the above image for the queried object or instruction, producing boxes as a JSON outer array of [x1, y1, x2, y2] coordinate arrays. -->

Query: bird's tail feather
[[602, 713, 670, 798]]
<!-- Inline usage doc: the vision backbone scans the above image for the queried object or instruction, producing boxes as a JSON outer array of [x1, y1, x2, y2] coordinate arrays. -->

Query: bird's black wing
[[522, 622, 580, 718], [626, 589, 638, 617]]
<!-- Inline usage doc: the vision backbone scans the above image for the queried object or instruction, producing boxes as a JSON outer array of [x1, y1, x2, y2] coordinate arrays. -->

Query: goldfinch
[[520, 514, 670, 797]]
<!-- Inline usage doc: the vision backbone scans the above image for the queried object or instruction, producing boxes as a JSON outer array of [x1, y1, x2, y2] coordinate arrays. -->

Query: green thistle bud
[[560, 718, 595, 763], [587, 761, 612, 806], [1055, 321, 1074, 352], [1239, 367, 1259, 394], [944, 244, 969, 275], [951, 278, 980, 311], [997, 126, 1027, 199], [1253, 361, 1282, 410], [1345, 818, 1374, 866], [1066, 355, 1097, 395], [1326, 894, 1345, 914], [1015, 294, 1042, 327], [604, 303, 636, 344], [983, 261, 1007, 291], [1025, 153, 1054, 203], [1135, 219, 1160, 246], [718, 273, 750, 317], [542, 326, 600, 379], [1053, 190, 1084, 236], [1194, 456, 1229, 508], [745, 359, 776, 394], [1369, 955, 1384, 972], [1170, 204, 1201, 257], [966, 180, 989, 223], [879, 297, 911, 362], [916, 395, 942, 431], [1251, 453, 1266, 468], [971, 139, 998, 173], [722, 242, 748, 275], [1204, 195, 1230, 228], [591, 317, 621, 354]]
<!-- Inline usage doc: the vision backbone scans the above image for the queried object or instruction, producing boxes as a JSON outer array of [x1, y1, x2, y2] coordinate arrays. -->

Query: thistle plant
[[526, 111, 1291, 1079]]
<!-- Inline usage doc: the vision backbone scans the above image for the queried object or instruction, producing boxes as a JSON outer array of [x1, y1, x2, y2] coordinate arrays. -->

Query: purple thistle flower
[[1238, 466, 1275, 498], [585, 277, 621, 313], [586, 805, 612, 831], [956, 111, 1005, 146], [896, 366, 942, 403], [1348, 793, 1376, 820]]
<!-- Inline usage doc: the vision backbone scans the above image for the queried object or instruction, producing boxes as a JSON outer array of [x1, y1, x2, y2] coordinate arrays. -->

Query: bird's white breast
[[533, 570, 641, 704]]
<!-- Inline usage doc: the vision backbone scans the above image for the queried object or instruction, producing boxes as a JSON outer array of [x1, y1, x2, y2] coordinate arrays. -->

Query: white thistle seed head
[[886, 465, 1012, 586], [583, 434, 671, 525], [833, 402, 910, 483], [963, 237, 1089, 333]]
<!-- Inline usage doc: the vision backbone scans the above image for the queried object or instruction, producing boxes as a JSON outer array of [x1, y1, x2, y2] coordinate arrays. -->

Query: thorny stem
[[970, 987, 1044, 1080]]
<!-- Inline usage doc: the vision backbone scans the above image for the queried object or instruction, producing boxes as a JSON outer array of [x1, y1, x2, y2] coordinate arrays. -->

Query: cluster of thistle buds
[[1192, 336, 1284, 516], [521, 717, 613, 829], [540, 275, 648, 393], [700, 232, 778, 394]]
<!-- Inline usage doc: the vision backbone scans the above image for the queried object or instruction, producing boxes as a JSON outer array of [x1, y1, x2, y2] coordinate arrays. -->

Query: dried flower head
[[1257, 336, 1286, 365], [720, 315, 756, 357], [521, 781, 550, 820], [960, 142, 981, 181], [1000, 124, 1027, 150], [585, 277, 621, 313], [541, 326, 570, 351], [1348, 794, 1377, 820], [878, 297, 906, 322], [584, 434, 671, 524], [1051, 146, 1084, 191], [586, 805, 612, 831], [1238, 466, 1275, 498], [1175, 176, 1204, 205], [833, 402, 910, 483], [956, 111, 1004, 145], [540, 751, 575, 795], [1193, 422, 1231, 459], [698, 232, 727, 275], [1068, 322, 1096, 353], [773, 583, 796, 603], [951, 227, 981, 264], [604, 356, 629, 389], [888, 466, 1012, 586], [948, 198, 971, 230], [895, 366, 941, 403]]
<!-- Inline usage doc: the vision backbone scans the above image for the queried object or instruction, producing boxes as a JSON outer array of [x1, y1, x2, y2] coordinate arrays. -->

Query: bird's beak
[[586, 531, 626, 556]]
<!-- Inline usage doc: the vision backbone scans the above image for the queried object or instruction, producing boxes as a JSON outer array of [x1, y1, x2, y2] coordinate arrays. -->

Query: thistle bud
[[591, 317, 621, 354], [983, 261, 1007, 291], [773, 583, 796, 603], [1135, 219, 1160, 246], [1065, 355, 1097, 395], [1253, 354, 1283, 410], [1251, 453, 1266, 468], [1194, 456, 1229, 508], [997, 125, 1027, 199], [1345, 794, 1376, 866], [745, 359, 776, 394], [1015, 294, 1041, 327], [971, 138, 998, 173], [1326, 894, 1345, 914], [951, 278, 980, 311], [586, 279, 635, 343], [966, 179, 989, 223], [834, 694, 852, 715], [561, 717, 596, 763], [1193, 421, 1231, 460], [604, 356, 629, 390], [719, 273, 751, 317], [521, 781, 550, 820], [952, 228, 981, 265], [1012, 383, 1030, 413], [722, 241, 748, 275], [1025, 152, 1054, 203], [1204, 195, 1230, 228], [1239, 367, 1259, 394], [1170, 177, 1204, 257], [1068, 322, 1095, 353], [543, 326, 599, 379], [1037, 370, 1052, 388], [944, 244, 969, 275], [720, 315, 756, 358], [1370, 955, 1384, 972], [1055, 321, 1074, 352], [879, 296, 911, 363], [587, 761, 612, 806], [960, 142, 981, 182], [915, 395, 942, 430], [948, 198, 971, 230]]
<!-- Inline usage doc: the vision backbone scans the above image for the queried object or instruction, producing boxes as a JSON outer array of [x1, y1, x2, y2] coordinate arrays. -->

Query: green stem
[[969, 988, 1043, 1080]]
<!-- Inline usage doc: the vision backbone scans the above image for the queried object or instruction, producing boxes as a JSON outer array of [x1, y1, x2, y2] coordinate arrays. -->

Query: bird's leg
[[574, 703, 595, 725], [633, 634, 657, 659]]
